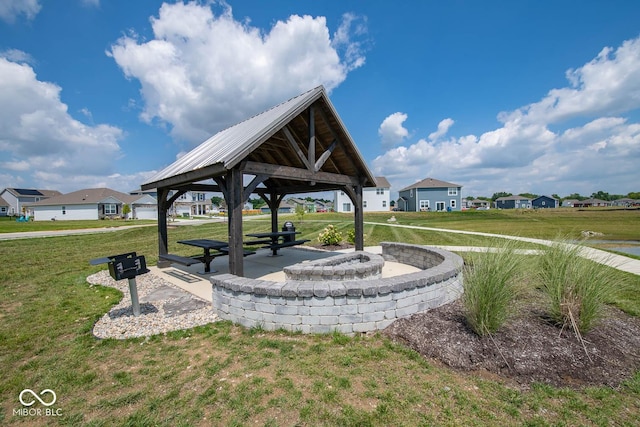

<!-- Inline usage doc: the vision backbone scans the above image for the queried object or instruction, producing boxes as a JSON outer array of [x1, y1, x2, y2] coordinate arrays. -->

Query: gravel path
[[87, 270, 218, 340]]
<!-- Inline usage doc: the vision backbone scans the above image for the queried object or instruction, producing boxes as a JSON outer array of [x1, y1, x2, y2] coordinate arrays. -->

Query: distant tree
[[591, 190, 611, 201], [628, 192, 640, 199], [491, 192, 512, 201], [122, 204, 131, 219], [249, 198, 266, 209], [519, 193, 538, 199], [466, 196, 475, 201], [295, 204, 306, 222], [566, 193, 586, 201], [551, 194, 561, 201], [211, 196, 224, 206]]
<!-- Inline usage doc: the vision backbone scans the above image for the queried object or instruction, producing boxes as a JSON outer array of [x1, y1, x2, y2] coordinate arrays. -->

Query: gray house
[[532, 195, 558, 209], [495, 195, 532, 209], [397, 177, 462, 212], [0, 196, 9, 217], [0, 188, 62, 217], [30, 188, 157, 221]]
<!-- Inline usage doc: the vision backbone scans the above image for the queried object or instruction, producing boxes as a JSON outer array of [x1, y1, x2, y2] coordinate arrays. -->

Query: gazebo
[[141, 86, 376, 276]]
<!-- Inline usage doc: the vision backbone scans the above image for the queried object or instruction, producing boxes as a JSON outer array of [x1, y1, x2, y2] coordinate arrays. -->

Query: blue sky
[[1, 0, 639, 199]]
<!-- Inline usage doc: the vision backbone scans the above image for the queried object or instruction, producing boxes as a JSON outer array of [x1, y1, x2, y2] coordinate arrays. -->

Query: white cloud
[[0, 0, 41, 23], [428, 118, 454, 141], [378, 112, 409, 147], [375, 36, 640, 198], [108, 1, 368, 144], [0, 56, 125, 192]]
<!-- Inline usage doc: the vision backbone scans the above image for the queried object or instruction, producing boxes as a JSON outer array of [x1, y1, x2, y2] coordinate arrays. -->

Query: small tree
[[122, 204, 131, 219], [295, 204, 306, 222]]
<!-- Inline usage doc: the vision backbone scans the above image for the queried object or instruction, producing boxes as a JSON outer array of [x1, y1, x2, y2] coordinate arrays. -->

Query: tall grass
[[462, 239, 523, 336], [537, 240, 618, 334]]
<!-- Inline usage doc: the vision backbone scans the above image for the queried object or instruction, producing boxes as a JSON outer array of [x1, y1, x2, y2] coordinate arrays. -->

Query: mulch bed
[[383, 299, 640, 389]]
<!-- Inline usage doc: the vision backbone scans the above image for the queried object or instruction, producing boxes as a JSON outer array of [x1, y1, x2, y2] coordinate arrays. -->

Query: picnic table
[[245, 231, 310, 256], [175, 239, 230, 273]]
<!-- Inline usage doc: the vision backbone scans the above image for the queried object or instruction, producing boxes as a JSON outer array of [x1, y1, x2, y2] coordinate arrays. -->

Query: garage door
[[134, 206, 157, 220]]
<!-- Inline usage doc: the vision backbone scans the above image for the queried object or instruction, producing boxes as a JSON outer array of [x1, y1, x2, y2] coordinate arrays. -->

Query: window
[[376, 188, 384, 195], [104, 204, 117, 215], [419, 200, 429, 211], [450, 199, 457, 208], [342, 203, 352, 212], [382, 201, 387, 208], [410, 189, 413, 197], [363, 201, 368, 208], [62, 206, 66, 215], [0, 207, 5, 213], [448, 187, 458, 196]]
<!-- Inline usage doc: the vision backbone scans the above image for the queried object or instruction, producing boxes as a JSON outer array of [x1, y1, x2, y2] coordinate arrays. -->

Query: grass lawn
[[0, 211, 639, 425]]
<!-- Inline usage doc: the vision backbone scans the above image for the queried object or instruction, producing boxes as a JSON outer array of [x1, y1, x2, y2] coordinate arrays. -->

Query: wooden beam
[[314, 139, 337, 172], [141, 163, 227, 191], [243, 174, 268, 203], [283, 126, 312, 171], [243, 161, 360, 186], [308, 105, 315, 167]]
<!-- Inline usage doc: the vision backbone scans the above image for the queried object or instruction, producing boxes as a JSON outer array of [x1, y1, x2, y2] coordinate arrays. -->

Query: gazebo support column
[[343, 184, 365, 251], [227, 167, 244, 276], [157, 188, 170, 268]]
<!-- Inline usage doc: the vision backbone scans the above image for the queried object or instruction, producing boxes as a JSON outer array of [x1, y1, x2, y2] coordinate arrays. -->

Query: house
[[334, 176, 391, 213], [30, 188, 157, 221], [260, 201, 295, 214], [495, 195, 532, 209], [288, 198, 317, 213], [0, 196, 10, 217], [468, 199, 491, 209], [397, 177, 462, 212], [572, 198, 611, 208], [0, 188, 62, 217], [562, 199, 579, 207], [612, 198, 639, 207], [532, 195, 559, 209]]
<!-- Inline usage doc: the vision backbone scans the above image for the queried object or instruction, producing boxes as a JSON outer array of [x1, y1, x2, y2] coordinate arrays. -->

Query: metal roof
[[141, 86, 375, 192]]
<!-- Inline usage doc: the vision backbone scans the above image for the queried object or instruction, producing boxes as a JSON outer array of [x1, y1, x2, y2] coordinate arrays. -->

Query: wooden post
[[342, 184, 365, 251], [157, 187, 170, 268], [227, 167, 244, 276], [353, 184, 364, 250]]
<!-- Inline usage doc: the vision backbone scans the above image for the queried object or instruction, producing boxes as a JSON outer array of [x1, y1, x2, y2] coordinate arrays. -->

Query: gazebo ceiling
[[141, 86, 375, 196]]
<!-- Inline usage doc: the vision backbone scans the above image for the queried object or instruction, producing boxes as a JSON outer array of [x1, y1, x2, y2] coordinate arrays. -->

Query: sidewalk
[[365, 222, 640, 276]]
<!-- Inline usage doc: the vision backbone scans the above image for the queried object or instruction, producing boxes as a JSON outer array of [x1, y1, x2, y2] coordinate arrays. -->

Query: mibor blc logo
[[14, 389, 62, 417]]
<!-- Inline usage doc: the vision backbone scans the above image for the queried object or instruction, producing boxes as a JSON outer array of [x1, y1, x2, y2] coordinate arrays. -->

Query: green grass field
[[0, 209, 639, 426]]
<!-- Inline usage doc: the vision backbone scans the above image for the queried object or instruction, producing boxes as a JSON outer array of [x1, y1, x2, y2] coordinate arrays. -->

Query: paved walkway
[[365, 222, 640, 276]]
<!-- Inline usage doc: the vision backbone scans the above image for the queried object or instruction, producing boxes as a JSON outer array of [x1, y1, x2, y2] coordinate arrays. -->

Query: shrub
[[346, 228, 356, 244], [537, 240, 617, 334], [318, 225, 343, 246], [462, 239, 523, 336]]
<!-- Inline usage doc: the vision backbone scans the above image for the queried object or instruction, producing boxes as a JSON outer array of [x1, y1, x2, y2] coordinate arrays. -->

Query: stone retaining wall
[[210, 243, 464, 334]]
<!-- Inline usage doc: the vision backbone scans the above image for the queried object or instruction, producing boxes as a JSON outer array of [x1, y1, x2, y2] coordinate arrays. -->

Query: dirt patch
[[383, 299, 640, 390]]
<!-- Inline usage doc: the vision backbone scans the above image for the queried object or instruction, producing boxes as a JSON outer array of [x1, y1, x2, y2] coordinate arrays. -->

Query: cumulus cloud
[[0, 55, 125, 191], [374, 36, 640, 197], [0, 0, 41, 23], [108, 1, 368, 144], [378, 112, 409, 147]]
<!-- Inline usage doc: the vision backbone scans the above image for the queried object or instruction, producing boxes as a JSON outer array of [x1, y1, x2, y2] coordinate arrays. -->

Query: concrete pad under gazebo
[[141, 86, 376, 277]]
